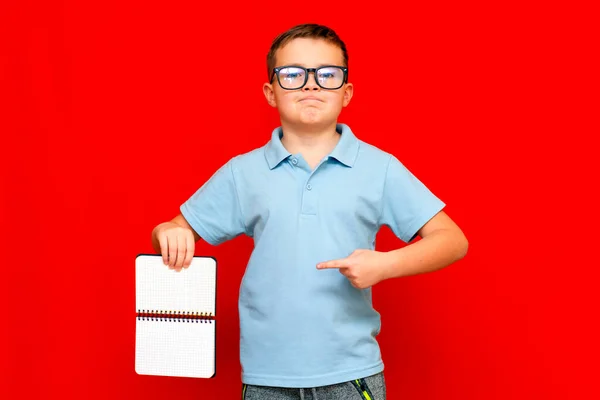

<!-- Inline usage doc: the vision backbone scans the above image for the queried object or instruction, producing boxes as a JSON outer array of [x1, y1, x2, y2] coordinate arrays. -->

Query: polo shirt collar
[[264, 123, 360, 169], [329, 123, 360, 167], [264, 127, 292, 169]]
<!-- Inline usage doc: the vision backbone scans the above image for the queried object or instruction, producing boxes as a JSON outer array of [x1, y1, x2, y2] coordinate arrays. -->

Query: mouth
[[299, 97, 322, 102]]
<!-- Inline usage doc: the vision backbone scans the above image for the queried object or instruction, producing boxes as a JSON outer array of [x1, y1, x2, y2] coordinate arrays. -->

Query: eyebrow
[[281, 63, 339, 67]]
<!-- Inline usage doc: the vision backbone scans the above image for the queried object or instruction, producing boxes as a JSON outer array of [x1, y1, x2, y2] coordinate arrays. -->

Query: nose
[[303, 71, 319, 91]]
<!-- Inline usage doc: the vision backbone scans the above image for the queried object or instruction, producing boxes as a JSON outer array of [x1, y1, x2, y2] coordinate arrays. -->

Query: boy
[[151, 23, 468, 399]]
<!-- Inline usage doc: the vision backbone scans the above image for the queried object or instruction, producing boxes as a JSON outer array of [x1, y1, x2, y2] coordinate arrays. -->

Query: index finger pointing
[[317, 259, 346, 269]]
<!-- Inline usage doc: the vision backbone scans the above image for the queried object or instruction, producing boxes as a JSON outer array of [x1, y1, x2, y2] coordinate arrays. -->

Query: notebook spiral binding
[[136, 310, 214, 323]]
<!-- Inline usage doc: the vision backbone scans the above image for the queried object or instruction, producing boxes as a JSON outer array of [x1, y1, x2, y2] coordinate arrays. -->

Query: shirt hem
[[241, 361, 384, 388]]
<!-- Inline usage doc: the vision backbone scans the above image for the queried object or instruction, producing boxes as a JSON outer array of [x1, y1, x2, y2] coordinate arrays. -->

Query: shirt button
[[291, 158, 298, 165], [306, 184, 312, 190]]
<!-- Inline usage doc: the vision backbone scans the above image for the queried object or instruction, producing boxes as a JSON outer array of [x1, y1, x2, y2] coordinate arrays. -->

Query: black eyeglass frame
[[269, 65, 349, 90]]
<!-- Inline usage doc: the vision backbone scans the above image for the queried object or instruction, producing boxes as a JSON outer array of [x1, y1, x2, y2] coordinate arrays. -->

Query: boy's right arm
[[151, 214, 201, 272]]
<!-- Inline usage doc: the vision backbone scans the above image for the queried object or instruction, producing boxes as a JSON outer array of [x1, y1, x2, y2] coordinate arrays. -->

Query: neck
[[279, 121, 340, 156]]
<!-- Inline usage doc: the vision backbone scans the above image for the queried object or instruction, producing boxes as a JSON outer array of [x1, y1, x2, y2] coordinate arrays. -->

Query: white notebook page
[[135, 255, 216, 378]]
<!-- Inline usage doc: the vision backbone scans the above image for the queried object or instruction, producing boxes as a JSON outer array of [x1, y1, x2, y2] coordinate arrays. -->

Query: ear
[[342, 82, 354, 107], [263, 83, 277, 108]]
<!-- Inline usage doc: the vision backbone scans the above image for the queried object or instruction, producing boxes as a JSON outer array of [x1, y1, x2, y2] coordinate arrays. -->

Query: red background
[[1, 1, 598, 399]]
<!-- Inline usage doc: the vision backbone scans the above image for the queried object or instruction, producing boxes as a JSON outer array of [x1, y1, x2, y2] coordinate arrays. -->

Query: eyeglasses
[[270, 65, 348, 90]]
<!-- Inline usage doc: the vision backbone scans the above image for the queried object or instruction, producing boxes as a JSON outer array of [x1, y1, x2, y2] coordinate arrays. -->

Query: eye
[[284, 72, 302, 79], [318, 68, 341, 80], [279, 68, 305, 81]]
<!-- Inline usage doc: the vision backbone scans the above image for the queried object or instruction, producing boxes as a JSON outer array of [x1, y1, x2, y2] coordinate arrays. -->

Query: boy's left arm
[[317, 211, 468, 289]]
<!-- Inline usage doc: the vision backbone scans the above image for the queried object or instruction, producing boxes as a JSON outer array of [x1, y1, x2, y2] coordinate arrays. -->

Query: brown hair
[[266, 23, 348, 79]]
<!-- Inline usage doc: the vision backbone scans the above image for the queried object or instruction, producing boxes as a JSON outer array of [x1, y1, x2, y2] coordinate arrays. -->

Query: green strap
[[352, 379, 372, 400], [354, 379, 374, 400]]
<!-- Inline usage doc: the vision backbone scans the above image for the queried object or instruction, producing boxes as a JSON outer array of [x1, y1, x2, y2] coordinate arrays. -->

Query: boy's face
[[263, 38, 353, 129]]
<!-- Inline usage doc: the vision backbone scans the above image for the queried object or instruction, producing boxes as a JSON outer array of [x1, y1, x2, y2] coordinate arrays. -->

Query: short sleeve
[[379, 155, 446, 243], [180, 158, 246, 246]]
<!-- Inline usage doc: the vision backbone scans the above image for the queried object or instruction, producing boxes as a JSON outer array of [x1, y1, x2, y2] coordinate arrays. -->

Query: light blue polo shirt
[[180, 123, 445, 387]]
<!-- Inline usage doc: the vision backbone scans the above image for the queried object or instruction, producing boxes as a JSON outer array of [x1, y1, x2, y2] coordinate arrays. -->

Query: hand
[[316, 249, 393, 289], [152, 222, 195, 272]]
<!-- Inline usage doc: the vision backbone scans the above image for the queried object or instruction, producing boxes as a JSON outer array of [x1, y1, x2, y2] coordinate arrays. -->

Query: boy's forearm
[[383, 229, 468, 279]]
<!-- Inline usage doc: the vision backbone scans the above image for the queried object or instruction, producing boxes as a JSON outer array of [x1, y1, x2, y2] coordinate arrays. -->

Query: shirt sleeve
[[180, 158, 246, 246], [379, 155, 446, 243]]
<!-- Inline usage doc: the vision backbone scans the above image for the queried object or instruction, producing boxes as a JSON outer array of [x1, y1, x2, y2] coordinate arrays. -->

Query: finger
[[175, 234, 186, 271], [168, 235, 177, 268], [338, 268, 350, 278], [317, 259, 347, 269], [184, 232, 194, 268], [158, 232, 169, 266]]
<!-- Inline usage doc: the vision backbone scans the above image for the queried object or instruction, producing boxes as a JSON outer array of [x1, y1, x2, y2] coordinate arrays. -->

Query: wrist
[[382, 249, 403, 280]]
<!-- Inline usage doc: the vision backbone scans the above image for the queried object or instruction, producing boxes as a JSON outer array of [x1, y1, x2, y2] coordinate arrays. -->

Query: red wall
[[2, 1, 597, 399]]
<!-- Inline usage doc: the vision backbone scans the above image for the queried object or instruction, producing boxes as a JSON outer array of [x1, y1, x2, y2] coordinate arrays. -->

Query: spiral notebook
[[135, 254, 217, 378]]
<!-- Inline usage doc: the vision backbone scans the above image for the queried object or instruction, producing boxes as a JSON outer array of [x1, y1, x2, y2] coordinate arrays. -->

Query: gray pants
[[242, 372, 386, 400]]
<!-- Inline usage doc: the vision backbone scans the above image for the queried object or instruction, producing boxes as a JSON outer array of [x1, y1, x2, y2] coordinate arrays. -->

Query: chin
[[299, 116, 324, 125], [298, 111, 333, 125]]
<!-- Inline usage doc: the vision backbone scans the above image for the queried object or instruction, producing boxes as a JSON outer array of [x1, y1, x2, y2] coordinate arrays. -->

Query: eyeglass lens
[[278, 67, 345, 89]]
